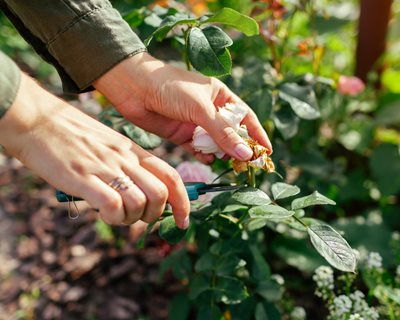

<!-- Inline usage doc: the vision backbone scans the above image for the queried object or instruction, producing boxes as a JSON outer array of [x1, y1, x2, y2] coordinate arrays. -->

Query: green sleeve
[[0, 0, 147, 93], [0, 51, 21, 119]]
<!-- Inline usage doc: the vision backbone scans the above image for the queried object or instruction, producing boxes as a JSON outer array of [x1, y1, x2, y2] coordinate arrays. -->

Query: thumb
[[198, 110, 253, 161]]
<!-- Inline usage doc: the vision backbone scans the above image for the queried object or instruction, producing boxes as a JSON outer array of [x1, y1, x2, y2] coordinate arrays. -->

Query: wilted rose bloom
[[337, 76, 365, 96], [192, 102, 248, 158], [176, 161, 218, 184]]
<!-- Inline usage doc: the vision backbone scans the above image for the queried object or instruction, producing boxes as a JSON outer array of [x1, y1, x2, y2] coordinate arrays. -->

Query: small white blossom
[[271, 274, 285, 286], [365, 252, 382, 270], [313, 266, 334, 299], [329, 295, 352, 318], [290, 306, 306, 320], [350, 291, 368, 314], [349, 314, 364, 320]]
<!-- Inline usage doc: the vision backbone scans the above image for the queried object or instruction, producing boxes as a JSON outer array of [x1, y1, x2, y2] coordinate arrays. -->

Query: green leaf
[[145, 14, 197, 45], [214, 276, 249, 304], [196, 306, 223, 320], [279, 83, 320, 120], [168, 294, 190, 320], [255, 303, 268, 320], [202, 25, 233, 52], [202, 8, 259, 36], [271, 182, 300, 200], [246, 88, 273, 124], [272, 107, 299, 140], [187, 27, 232, 77], [291, 191, 336, 210], [195, 252, 217, 272], [136, 219, 159, 249], [249, 205, 295, 220], [189, 274, 211, 299], [232, 187, 271, 206], [159, 216, 187, 244], [122, 124, 162, 149], [369, 144, 400, 196], [307, 224, 356, 272], [249, 245, 271, 281], [256, 280, 284, 302]]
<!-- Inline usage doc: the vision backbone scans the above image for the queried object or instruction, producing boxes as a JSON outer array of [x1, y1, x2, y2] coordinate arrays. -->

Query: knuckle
[[149, 185, 168, 204], [130, 192, 147, 210], [98, 192, 122, 212]]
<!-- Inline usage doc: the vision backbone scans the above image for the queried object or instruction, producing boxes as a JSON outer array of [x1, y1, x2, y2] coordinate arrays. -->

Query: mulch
[[0, 155, 180, 320]]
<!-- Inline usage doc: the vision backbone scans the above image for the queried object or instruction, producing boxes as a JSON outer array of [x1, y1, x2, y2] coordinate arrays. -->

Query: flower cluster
[[313, 265, 334, 300], [328, 290, 379, 320], [365, 252, 383, 270]]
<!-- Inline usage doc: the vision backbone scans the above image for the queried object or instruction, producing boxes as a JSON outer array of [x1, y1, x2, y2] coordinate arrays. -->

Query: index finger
[[137, 152, 191, 229]]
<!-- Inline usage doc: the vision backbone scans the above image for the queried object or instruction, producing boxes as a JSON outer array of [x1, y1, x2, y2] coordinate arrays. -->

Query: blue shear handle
[[56, 182, 207, 203], [184, 182, 207, 201]]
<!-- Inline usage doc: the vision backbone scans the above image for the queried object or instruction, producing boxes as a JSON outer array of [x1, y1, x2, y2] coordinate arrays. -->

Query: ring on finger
[[108, 175, 134, 192]]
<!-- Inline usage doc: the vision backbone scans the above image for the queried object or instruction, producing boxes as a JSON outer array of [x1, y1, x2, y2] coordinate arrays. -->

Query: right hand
[[0, 73, 190, 229]]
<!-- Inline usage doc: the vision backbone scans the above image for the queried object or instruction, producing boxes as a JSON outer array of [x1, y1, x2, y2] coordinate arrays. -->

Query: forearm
[[0, 73, 56, 157]]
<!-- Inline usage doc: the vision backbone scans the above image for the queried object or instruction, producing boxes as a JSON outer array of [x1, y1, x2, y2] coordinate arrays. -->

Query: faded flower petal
[[219, 102, 248, 130], [192, 126, 223, 155]]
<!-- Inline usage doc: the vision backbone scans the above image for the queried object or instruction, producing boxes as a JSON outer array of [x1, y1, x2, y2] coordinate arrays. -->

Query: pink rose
[[176, 161, 218, 184], [337, 76, 365, 96]]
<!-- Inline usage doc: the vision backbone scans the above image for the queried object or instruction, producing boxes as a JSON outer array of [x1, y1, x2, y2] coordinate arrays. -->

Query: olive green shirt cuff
[[1, 0, 146, 93], [0, 51, 21, 119], [47, 4, 147, 91]]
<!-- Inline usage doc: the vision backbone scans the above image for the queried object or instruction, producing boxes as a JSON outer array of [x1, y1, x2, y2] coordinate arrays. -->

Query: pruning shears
[[56, 182, 241, 203]]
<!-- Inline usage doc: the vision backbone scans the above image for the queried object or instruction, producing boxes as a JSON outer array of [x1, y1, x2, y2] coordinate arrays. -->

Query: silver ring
[[108, 175, 134, 192]]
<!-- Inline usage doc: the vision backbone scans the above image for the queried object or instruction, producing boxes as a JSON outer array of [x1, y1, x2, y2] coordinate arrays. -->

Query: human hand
[[94, 52, 272, 163], [0, 73, 190, 228]]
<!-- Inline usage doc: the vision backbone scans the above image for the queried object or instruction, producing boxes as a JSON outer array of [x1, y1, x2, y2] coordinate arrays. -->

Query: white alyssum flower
[[365, 252, 383, 270], [271, 274, 285, 286], [192, 102, 248, 158], [349, 314, 364, 320], [328, 290, 379, 320], [329, 295, 352, 318], [290, 306, 306, 320], [313, 266, 334, 291]]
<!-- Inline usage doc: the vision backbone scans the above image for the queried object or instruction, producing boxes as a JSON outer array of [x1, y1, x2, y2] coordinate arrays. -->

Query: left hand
[[94, 52, 272, 163]]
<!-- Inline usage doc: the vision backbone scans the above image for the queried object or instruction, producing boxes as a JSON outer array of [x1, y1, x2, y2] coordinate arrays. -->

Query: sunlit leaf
[[249, 205, 295, 220], [291, 191, 336, 210], [279, 83, 320, 120], [271, 182, 300, 200], [307, 224, 356, 272], [232, 187, 271, 206], [202, 7, 259, 36]]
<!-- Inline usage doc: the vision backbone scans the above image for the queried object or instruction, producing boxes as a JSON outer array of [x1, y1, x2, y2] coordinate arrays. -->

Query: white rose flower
[[192, 102, 248, 158]]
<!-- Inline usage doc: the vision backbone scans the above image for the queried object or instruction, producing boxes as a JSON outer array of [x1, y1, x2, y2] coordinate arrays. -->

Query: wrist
[[0, 74, 55, 156], [93, 52, 165, 110]]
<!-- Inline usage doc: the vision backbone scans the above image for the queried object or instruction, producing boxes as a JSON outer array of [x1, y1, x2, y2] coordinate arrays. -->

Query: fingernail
[[235, 143, 253, 160], [181, 216, 190, 229]]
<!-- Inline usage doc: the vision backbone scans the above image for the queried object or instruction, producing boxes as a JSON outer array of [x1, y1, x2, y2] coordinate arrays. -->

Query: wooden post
[[355, 0, 392, 82]]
